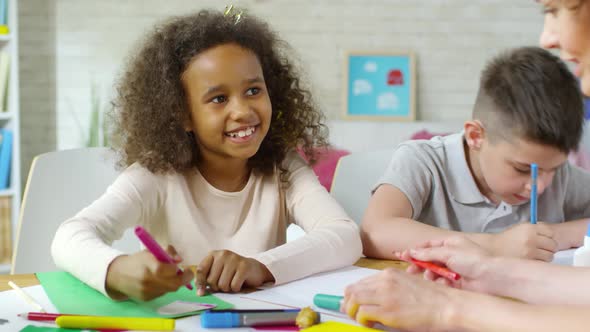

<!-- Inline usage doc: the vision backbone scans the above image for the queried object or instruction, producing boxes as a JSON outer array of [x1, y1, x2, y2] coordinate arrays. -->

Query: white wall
[[18, 0, 544, 181], [328, 120, 463, 152]]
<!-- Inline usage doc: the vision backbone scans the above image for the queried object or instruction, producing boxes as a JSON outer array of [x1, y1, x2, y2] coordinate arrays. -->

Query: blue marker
[[201, 309, 318, 328], [530, 163, 538, 224]]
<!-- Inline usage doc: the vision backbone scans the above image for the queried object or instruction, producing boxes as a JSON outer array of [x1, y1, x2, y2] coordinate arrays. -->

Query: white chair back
[[11, 148, 138, 274], [330, 150, 392, 225]]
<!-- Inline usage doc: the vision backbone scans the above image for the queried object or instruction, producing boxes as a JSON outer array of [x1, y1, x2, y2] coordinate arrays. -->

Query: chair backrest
[[330, 149, 392, 225], [11, 148, 139, 274]]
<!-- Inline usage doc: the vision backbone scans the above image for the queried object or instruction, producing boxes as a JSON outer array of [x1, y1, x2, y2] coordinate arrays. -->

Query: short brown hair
[[111, 9, 328, 177], [473, 47, 584, 152]]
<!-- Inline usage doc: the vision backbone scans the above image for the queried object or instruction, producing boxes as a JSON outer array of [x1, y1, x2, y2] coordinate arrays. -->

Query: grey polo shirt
[[377, 133, 590, 233]]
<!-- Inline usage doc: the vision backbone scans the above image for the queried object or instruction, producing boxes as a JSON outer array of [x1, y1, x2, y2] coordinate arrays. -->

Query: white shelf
[[2, 0, 20, 269], [0, 263, 10, 274], [0, 188, 13, 197]]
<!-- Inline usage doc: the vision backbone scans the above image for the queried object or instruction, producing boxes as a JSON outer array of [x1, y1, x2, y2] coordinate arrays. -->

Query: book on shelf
[[0, 0, 7, 35], [0, 196, 11, 264], [0, 51, 9, 112], [0, 128, 11, 189]]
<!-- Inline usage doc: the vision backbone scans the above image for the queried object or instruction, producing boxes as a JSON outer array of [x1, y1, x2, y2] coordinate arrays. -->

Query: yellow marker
[[55, 315, 175, 331], [302, 321, 380, 331]]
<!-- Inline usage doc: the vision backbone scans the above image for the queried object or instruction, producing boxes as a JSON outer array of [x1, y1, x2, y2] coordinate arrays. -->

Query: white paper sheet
[[552, 248, 575, 266], [242, 267, 379, 320], [0, 285, 58, 331]]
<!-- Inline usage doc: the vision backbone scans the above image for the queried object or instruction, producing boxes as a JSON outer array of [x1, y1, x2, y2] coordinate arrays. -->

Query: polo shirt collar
[[444, 133, 488, 205]]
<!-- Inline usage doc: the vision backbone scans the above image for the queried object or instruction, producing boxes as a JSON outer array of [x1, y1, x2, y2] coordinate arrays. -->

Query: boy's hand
[[105, 245, 194, 301], [490, 222, 557, 261], [195, 250, 274, 295]]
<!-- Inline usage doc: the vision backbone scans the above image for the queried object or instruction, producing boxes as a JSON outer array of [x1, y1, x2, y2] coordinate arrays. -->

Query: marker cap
[[313, 294, 343, 311], [200, 311, 240, 328]]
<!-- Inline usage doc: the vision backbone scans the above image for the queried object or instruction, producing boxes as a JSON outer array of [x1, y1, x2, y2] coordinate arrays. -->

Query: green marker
[[313, 294, 343, 311]]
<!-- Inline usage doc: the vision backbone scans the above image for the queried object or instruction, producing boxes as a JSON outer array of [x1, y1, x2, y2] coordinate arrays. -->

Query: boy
[[362, 47, 590, 261]]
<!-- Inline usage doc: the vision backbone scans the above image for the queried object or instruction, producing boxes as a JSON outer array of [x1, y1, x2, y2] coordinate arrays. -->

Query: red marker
[[410, 258, 461, 281], [18, 312, 72, 321], [19, 313, 125, 332]]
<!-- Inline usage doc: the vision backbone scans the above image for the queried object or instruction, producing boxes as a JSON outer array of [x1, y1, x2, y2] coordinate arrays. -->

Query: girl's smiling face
[[539, 0, 590, 96], [182, 43, 272, 165]]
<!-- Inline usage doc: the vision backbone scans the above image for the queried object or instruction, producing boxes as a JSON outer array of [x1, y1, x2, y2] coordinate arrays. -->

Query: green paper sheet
[[36, 271, 233, 318]]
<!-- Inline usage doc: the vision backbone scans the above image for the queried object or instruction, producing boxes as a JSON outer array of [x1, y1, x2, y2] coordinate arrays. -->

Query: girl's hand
[[195, 250, 274, 296], [342, 268, 455, 331], [395, 236, 492, 292], [105, 245, 194, 301]]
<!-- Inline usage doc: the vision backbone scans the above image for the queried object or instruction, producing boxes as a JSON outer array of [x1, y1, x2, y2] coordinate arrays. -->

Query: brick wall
[[19, 0, 57, 184]]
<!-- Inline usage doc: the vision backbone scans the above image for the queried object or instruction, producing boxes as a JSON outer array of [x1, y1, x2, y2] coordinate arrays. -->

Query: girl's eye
[[246, 87, 261, 96], [211, 95, 227, 104], [515, 167, 530, 174], [542, 7, 557, 15]]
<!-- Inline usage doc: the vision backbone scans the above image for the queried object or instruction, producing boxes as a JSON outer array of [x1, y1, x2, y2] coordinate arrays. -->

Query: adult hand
[[396, 236, 493, 292], [342, 268, 455, 331]]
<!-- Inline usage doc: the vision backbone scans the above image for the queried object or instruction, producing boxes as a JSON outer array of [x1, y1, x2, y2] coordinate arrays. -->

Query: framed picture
[[343, 51, 416, 121]]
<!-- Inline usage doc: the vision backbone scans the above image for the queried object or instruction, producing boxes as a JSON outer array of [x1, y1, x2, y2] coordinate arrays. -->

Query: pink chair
[[410, 129, 450, 140], [298, 147, 350, 192]]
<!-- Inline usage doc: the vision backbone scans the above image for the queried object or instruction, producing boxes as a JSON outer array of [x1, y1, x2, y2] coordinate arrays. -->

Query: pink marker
[[134, 226, 193, 290]]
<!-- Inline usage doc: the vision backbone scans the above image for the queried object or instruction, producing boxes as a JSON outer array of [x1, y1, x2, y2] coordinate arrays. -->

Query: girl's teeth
[[229, 127, 255, 138]]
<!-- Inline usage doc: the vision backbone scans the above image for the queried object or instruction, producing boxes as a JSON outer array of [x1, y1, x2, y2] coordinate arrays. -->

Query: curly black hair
[[111, 8, 328, 181]]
